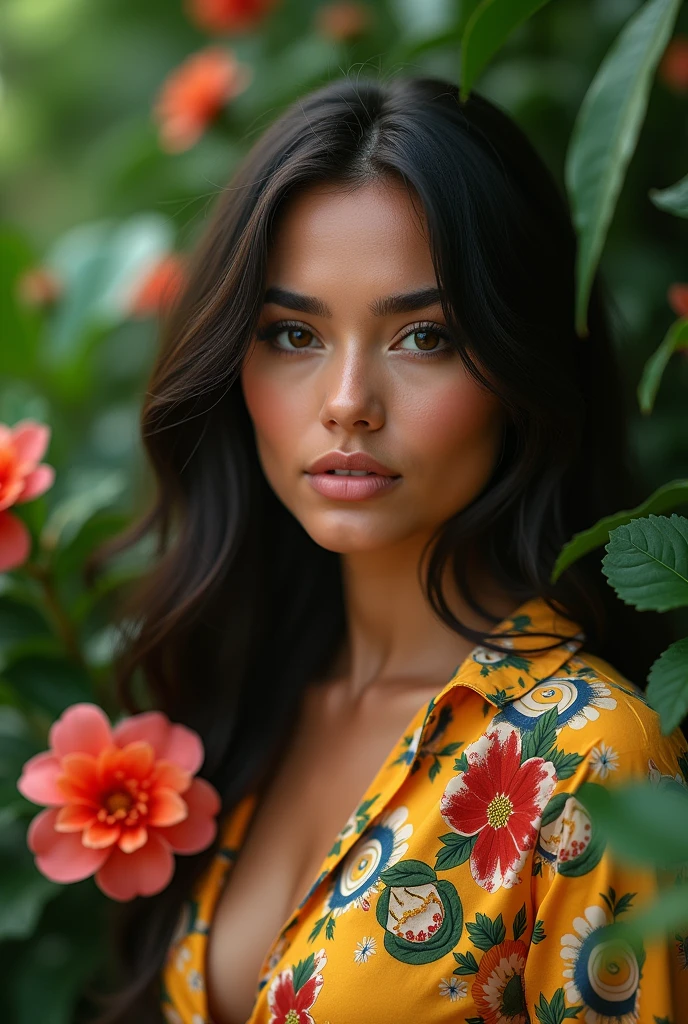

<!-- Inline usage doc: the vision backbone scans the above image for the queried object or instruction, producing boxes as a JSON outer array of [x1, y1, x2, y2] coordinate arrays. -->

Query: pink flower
[[267, 949, 327, 1024], [153, 47, 251, 153], [659, 36, 688, 93], [0, 420, 55, 573], [17, 703, 221, 901], [439, 722, 556, 892]]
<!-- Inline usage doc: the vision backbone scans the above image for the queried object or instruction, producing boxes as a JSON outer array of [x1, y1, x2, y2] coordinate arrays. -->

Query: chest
[[205, 681, 439, 1024]]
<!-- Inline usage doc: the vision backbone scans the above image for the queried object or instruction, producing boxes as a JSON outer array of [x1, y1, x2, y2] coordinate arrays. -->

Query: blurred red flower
[[153, 47, 251, 152], [0, 420, 55, 573], [659, 36, 688, 93], [18, 703, 222, 901], [315, 2, 371, 41], [186, 0, 278, 35], [668, 283, 688, 318], [128, 254, 187, 318]]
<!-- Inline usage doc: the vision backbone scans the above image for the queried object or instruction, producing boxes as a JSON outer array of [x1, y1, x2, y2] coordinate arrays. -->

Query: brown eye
[[287, 328, 313, 347], [398, 328, 448, 354], [414, 329, 441, 350]]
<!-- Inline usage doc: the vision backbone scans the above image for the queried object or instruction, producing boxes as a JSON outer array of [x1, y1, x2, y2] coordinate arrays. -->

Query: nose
[[318, 345, 385, 432]]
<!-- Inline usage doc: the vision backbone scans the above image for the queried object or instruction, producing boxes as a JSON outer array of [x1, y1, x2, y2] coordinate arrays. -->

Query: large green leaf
[[602, 514, 688, 611], [649, 172, 688, 218], [579, 780, 688, 868], [551, 479, 688, 582], [460, 0, 553, 99], [0, 229, 43, 377], [2, 655, 94, 716], [565, 0, 682, 336], [615, 884, 688, 942], [646, 638, 688, 735], [637, 317, 688, 415]]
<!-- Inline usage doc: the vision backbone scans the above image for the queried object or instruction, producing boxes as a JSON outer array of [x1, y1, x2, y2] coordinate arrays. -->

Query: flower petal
[[83, 821, 121, 849], [60, 751, 101, 793], [116, 740, 155, 780], [150, 759, 192, 793], [17, 464, 55, 503], [118, 825, 148, 853], [112, 711, 204, 774], [148, 787, 188, 827], [55, 804, 97, 832], [11, 421, 50, 466], [94, 830, 174, 901], [17, 751, 64, 806], [0, 510, 31, 572], [161, 777, 220, 854], [159, 723, 204, 775], [28, 807, 110, 882], [49, 703, 113, 759]]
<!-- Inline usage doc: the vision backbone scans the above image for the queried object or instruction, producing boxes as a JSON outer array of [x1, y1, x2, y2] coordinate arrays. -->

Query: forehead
[[266, 180, 437, 296]]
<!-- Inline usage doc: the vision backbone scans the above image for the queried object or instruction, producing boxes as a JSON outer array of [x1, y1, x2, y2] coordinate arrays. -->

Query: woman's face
[[240, 179, 504, 554]]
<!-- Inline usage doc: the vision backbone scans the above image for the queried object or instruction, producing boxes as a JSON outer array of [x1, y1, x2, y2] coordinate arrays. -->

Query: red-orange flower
[[659, 36, 688, 93], [668, 283, 688, 319], [128, 254, 187, 318], [186, 0, 278, 34], [315, 2, 371, 42], [0, 420, 55, 573], [153, 46, 251, 153], [18, 703, 221, 901]]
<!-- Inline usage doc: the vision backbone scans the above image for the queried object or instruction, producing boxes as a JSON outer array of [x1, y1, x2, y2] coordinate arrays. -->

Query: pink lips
[[305, 450, 401, 502]]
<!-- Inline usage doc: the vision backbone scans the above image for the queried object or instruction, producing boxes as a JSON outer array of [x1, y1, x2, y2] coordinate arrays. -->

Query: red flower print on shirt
[[439, 722, 556, 892], [267, 949, 327, 1024]]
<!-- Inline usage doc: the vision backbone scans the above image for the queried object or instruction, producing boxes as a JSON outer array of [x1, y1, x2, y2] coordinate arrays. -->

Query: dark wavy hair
[[87, 73, 669, 1023]]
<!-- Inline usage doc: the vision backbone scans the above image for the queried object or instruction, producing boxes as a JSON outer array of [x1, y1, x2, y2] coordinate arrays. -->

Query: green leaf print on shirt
[[534, 986, 583, 1024], [375, 859, 463, 964]]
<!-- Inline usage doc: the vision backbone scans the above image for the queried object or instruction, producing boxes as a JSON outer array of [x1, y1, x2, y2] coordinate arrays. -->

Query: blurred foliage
[[0, 0, 687, 1021]]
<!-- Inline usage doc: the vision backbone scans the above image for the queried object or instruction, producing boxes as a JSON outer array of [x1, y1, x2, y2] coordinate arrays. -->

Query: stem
[[24, 561, 87, 669]]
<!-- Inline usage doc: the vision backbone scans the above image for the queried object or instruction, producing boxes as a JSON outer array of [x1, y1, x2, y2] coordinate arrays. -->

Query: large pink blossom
[[0, 420, 55, 572], [18, 703, 221, 901]]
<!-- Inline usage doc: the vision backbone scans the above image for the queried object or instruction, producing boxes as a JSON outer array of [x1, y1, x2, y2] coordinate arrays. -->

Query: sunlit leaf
[[649, 172, 688, 218], [638, 317, 688, 414], [602, 514, 688, 611], [41, 469, 126, 551], [552, 480, 688, 582], [460, 0, 553, 99], [646, 638, 688, 735], [565, 0, 682, 336]]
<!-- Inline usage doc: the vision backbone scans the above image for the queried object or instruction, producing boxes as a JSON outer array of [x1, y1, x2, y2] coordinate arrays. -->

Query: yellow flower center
[[284, 1011, 300, 1024], [486, 793, 513, 829]]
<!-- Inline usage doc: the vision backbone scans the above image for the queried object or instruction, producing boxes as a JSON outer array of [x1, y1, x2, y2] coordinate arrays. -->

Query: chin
[[301, 515, 415, 554]]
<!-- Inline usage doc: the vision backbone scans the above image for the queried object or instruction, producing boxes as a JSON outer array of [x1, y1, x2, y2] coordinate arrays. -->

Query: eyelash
[[254, 320, 455, 360]]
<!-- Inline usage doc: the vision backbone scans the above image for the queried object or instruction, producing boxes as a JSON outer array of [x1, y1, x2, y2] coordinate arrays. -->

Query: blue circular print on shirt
[[496, 676, 616, 732]]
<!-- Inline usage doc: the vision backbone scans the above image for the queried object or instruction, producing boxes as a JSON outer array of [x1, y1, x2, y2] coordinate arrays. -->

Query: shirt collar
[[435, 595, 585, 710]]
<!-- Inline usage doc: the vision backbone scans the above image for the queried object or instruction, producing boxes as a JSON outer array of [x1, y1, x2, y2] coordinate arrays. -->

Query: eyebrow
[[262, 286, 442, 318]]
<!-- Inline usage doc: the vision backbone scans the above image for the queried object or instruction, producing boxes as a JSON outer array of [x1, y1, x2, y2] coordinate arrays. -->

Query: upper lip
[[307, 451, 400, 476]]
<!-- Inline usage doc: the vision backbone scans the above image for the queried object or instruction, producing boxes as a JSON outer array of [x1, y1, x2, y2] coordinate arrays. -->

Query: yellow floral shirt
[[160, 596, 688, 1024]]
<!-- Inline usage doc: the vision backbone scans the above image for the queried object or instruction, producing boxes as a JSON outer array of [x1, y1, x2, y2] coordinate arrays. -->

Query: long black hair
[[88, 74, 669, 1022]]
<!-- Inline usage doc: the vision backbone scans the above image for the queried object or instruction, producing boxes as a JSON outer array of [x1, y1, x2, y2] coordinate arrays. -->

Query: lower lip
[[306, 472, 401, 501]]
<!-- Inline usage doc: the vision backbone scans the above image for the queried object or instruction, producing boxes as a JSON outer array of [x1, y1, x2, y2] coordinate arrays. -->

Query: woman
[[95, 76, 687, 1024]]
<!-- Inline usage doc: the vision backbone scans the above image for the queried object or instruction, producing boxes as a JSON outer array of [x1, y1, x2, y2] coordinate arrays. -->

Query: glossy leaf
[[638, 317, 688, 414], [460, 0, 553, 99], [565, 0, 682, 336], [551, 480, 688, 582], [646, 638, 688, 735], [650, 172, 688, 218], [602, 514, 688, 611]]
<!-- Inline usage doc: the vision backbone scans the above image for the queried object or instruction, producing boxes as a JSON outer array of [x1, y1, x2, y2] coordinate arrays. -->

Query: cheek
[[240, 360, 304, 458], [407, 377, 503, 484]]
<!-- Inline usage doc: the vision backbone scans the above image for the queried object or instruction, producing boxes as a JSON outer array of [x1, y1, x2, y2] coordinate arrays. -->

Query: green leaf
[[41, 469, 127, 551], [0, 598, 51, 665], [532, 919, 546, 944], [549, 748, 585, 780], [650, 172, 688, 218], [616, 886, 688, 944], [565, 0, 683, 336], [0, 229, 43, 377], [579, 780, 688, 868], [602, 514, 688, 611], [460, 0, 553, 99], [521, 707, 558, 762], [466, 911, 506, 951], [435, 832, 478, 871], [452, 949, 479, 975], [0, 857, 60, 941], [513, 903, 527, 940], [2, 655, 94, 717], [552, 479, 688, 581], [646, 638, 688, 735], [638, 318, 688, 415]]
